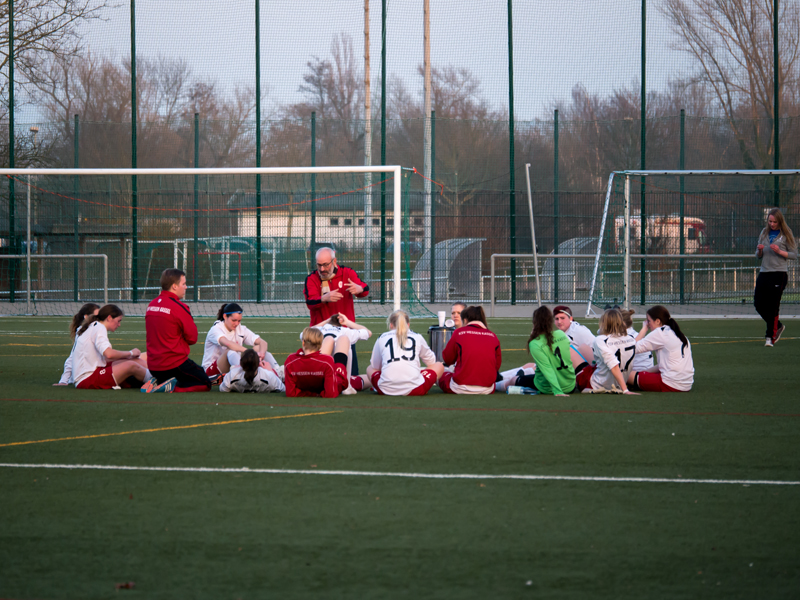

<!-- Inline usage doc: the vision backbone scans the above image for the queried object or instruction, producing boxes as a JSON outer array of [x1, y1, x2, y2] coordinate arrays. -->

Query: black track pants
[[754, 271, 788, 339]]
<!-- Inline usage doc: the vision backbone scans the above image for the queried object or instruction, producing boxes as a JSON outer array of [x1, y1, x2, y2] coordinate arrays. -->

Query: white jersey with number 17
[[590, 333, 637, 391], [370, 330, 437, 396]]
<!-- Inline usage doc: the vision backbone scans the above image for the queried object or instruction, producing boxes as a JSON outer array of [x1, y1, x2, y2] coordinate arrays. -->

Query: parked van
[[614, 214, 712, 254]]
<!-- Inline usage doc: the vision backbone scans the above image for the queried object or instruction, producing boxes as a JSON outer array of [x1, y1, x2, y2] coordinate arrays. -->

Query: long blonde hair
[[760, 208, 796, 249], [301, 327, 323, 352], [388, 310, 410, 348], [598, 308, 627, 336]]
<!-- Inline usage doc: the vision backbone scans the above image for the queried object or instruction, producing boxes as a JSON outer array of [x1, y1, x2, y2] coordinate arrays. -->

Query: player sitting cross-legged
[[73, 304, 163, 391], [367, 309, 444, 396]]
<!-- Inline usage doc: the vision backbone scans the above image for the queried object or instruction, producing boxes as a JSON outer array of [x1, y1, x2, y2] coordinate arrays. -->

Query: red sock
[[349, 376, 363, 391], [174, 384, 211, 393]]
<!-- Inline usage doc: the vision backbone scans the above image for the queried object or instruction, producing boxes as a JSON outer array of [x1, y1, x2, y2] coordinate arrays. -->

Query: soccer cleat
[[765, 338, 774, 347], [140, 376, 158, 393], [207, 373, 222, 385], [150, 377, 177, 393], [774, 325, 785, 344], [341, 385, 358, 396]]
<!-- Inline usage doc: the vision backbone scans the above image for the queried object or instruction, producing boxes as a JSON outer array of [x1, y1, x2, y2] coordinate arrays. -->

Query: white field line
[[1, 463, 797, 486]]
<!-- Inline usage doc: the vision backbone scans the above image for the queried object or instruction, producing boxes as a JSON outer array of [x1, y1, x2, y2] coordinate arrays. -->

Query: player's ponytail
[[70, 303, 100, 340], [529, 306, 555, 352], [240, 349, 259, 385], [217, 302, 243, 322], [388, 310, 410, 348], [78, 304, 123, 337], [621, 309, 636, 329], [646, 305, 689, 350]]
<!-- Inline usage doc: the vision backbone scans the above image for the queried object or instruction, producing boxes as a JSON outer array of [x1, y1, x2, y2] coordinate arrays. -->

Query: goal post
[[0, 166, 417, 318], [588, 169, 800, 317]]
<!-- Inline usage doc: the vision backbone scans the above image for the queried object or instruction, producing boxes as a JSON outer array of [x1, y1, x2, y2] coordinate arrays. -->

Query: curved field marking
[[0, 462, 797, 486]]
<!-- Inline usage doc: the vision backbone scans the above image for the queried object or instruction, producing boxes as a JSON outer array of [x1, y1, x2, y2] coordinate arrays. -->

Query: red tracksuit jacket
[[303, 265, 369, 325], [284, 349, 347, 398], [145, 291, 198, 371], [442, 323, 502, 388]]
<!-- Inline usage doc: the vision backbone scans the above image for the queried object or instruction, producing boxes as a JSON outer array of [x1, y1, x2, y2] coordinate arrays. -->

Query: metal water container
[[427, 326, 455, 362]]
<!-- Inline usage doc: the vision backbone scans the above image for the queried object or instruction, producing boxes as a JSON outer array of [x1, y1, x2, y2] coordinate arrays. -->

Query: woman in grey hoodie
[[755, 208, 797, 346]]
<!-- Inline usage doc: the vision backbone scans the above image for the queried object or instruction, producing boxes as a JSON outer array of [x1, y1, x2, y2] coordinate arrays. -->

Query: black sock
[[334, 352, 348, 366]]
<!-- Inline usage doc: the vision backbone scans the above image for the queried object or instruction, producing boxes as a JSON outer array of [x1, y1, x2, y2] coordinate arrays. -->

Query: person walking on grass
[[143, 268, 211, 393], [755, 208, 796, 347]]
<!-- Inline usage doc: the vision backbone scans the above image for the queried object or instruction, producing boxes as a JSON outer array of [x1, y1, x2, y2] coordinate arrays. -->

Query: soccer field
[[1, 316, 798, 599]]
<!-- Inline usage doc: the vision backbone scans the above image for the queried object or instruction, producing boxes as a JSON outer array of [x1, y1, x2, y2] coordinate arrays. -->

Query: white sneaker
[[341, 385, 358, 395], [276, 365, 285, 382], [765, 338, 774, 347]]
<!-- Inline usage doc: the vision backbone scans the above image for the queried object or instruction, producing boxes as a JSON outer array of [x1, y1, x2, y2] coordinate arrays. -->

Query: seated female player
[[621, 309, 654, 373], [219, 349, 285, 393], [516, 306, 576, 396], [367, 310, 443, 396], [202, 303, 272, 382], [73, 304, 160, 390], [553, 305, 596, 372], [628, 305, 694, 393], [284, 327, 363, 397], [576, 308, 639, 394], [310, 313, 372, 391], [439, 306, 501, 395], [55, 302, 100, 386]]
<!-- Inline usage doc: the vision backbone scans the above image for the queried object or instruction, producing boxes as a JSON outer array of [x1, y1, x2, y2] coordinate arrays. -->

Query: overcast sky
[[15, 0, 687, 123]]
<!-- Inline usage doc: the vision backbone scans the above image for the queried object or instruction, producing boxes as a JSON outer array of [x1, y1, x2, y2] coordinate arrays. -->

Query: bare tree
[[660, 0, 800, 169]]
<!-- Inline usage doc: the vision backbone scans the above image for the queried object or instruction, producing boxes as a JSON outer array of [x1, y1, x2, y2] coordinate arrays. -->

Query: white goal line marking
[[1, 463, 797, 486]]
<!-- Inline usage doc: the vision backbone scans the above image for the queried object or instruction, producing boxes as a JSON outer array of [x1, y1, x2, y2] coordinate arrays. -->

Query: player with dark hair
[[367, 310, 443, 396], [284, 327, 355, 398], [755, 208, 797, 346], [628, 305, 694, 393], [55, 302, 100, 386], [439, 305, 502, 395], [519, 306, 576, 396], [577, 308, 638, 394], [219, 348, 284, 394], [73, 304, 156, 390], [202, 302, 272, 382], [143, 268, 211, 393]]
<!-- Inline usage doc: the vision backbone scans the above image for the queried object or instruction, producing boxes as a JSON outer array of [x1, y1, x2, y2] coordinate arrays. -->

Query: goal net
[[587, 170, 800, 317], [0, 166, 433, 318]]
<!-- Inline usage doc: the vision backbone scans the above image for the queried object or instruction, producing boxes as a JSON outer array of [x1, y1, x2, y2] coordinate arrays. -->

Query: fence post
[[73, 115, 80, 301], [773, 0, 780, 207], [507, 0, 516, 305], [8, 0, 16, 303], [554, 109, 559, 303], [130, 0, 138, 302], [255, 0, 263, 302], [640, 0, 647, 306], [679, 109, 685, 304], [193, 113, 199, 302], [430, 109, 436, 303], [380, 0, 387, 305], [310, 111, 316, 253]]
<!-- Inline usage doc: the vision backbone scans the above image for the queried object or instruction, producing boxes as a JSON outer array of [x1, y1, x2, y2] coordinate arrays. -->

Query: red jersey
[[441, 323, 502, 387], [284, 349, 348, 398], [304, 265, 369, 325], [145, 291, 198, 371]]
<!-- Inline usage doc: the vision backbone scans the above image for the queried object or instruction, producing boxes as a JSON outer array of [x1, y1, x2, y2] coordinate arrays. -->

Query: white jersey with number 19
[[590, 333, 637, 391], [370, 330, 437, 396]]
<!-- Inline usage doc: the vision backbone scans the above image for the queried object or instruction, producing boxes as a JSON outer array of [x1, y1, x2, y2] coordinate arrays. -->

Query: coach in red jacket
[[145, 268, 211, 392], [304, 247, 369, 373]]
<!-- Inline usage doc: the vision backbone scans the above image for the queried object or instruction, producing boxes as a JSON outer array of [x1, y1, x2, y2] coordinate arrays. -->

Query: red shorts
[[205, 360, 221, 382], [76, 364, 117, 390], [438, 371, 455, 394], [371, 369, 437, 396], [575, 365, 597, 391], [636, 371, 684, 393], [334, 364, 348, 393]]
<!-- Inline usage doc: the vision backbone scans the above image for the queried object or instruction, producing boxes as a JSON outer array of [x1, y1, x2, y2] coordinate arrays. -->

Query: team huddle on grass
[[56, 267, 701, 396]]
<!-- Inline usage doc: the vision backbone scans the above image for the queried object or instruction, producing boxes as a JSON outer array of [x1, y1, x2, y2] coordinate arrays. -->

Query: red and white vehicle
[[614, 214, 712, 254]]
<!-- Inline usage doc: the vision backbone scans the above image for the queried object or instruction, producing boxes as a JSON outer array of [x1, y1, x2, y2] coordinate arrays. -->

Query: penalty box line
[[0, 462, 798, 487]]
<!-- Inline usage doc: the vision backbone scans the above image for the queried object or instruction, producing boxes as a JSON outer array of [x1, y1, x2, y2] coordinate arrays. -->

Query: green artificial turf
[[0, 316, 798, 599]]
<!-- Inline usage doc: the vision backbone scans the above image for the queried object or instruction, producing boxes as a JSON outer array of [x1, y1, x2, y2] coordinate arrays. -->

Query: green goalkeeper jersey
[[529, 329, 576, 394]]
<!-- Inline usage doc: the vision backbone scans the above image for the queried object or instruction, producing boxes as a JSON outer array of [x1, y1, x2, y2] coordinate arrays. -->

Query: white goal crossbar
[[588, 169, 800, 317], [1, 166, 404, 312]]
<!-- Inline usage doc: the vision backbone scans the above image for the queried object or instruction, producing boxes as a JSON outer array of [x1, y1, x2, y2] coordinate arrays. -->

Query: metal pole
[[624, 175, 631, 311], [423, 0, 432, 260], [194, 113, 199, 302], [8, 0, 16, 303], [73, 115, 80, 301], [490, 255, 495, 317], [507, 0, 516, 305], [679, 109, 685, 304], [130, 0, 138, 302], [430, 109, 437, 303], [586, 172, 617, 318], [364, 0, 373, 285], [553, 109, 559, 303], [773, 0, 780, 207], [380, 0, 387, 305], [525, 163, 541, 307], [26, 174, 31, 314], [393, 166, 401, 311], [640, 0, 647, 306], [310, 112, 316, 252], [255, 0, 263, 302]]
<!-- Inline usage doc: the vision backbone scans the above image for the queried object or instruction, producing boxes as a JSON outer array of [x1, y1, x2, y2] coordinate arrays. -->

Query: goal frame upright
[[588, 169, 800, 317], [0, 165, 404, 314]]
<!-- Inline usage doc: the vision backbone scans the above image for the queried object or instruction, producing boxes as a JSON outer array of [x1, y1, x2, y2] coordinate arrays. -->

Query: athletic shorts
[[205, 360, 221, 381], [575, 365, 597, 391], [636, 371, 684, 393], [76, 364, 117, 390], [334, 363, 348, 393], [370, 368, 437, 396], [152, 358, 211, 392]]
